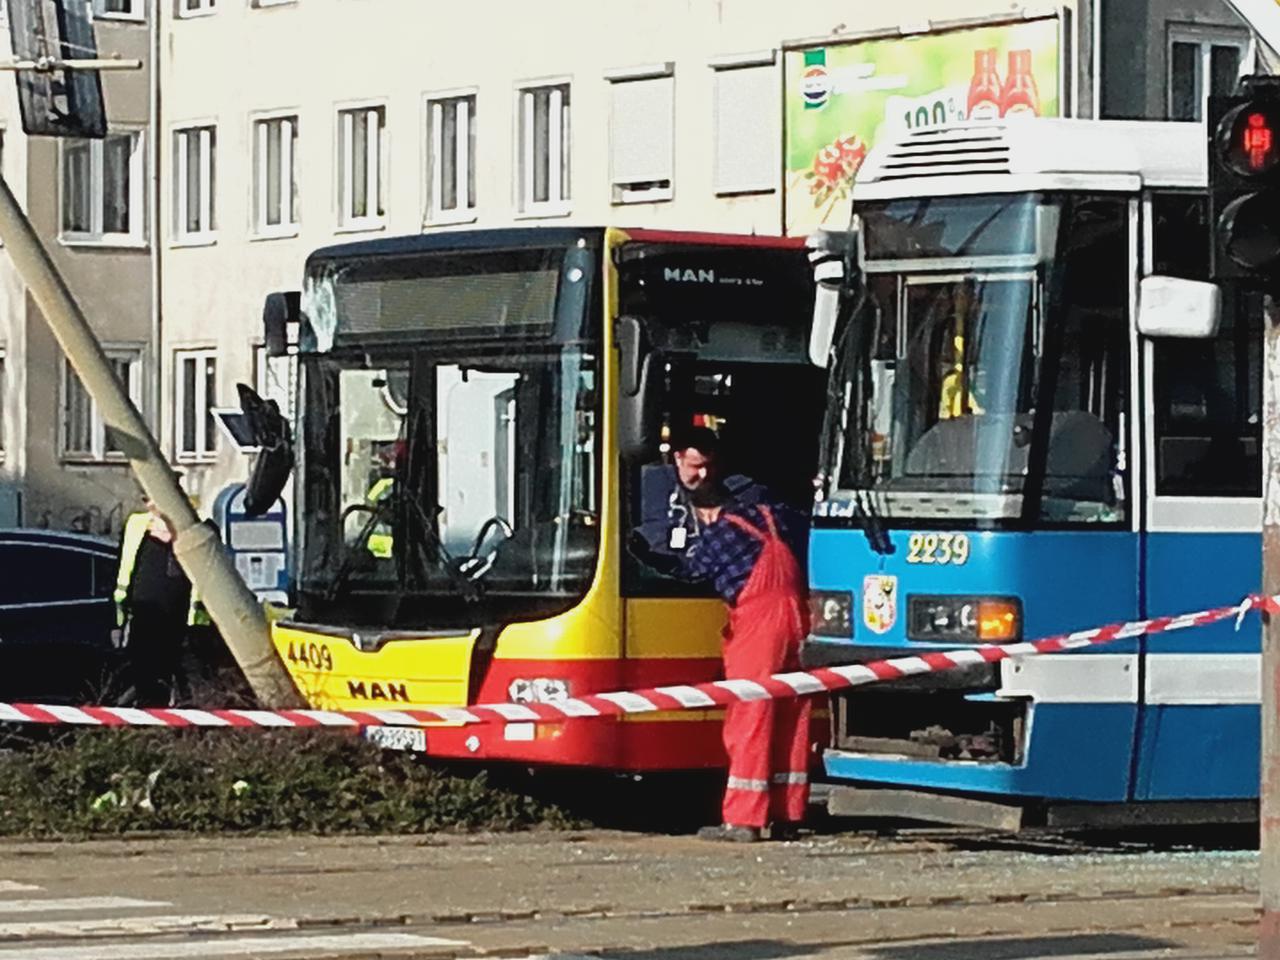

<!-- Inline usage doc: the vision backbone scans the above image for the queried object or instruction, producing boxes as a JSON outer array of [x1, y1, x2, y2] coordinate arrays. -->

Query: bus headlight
[[907, 595, 1021, 644], [809, 590, 853, 637], [508, 678, 572, 704]]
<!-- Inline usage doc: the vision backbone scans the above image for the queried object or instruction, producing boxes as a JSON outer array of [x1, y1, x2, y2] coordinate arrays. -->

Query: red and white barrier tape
[[1, 594, 1275, 731]]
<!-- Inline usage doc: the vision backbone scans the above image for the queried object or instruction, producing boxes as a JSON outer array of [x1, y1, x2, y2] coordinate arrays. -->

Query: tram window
[[1038, 197, 1129, 522], [1153, 290, 1261, 497], [1151, 193, 1210, 281]]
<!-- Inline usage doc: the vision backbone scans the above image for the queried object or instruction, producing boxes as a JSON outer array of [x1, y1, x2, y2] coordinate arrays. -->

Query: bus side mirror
[[262, 291, 300, 358], [1137, 276, 1221, 339], [616, 316, 658, 461], [807, 229, 859, 367], [237, 383, 294, 517]]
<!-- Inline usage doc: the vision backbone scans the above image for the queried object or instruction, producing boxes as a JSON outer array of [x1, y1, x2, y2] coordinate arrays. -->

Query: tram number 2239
[[287, 640, 334, 672], [906, 533, 970, 566]]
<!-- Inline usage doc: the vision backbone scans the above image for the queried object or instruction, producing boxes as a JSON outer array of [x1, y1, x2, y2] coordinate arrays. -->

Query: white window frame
[[336, 101, 387, 232], [60, 346, 144, 462], [251, 0, 294, 7], [176, 0, 215, 18], [1166, 24, 1251, 122], [92, 0, 144, 22], [710, 51, 779, 196], [172, 123, 217, 245], [174, 347, 218, 462], [606, 64, 674, 205], [424, 89, 478, 227], [59, 129, 146, 247], [515, 80, 571, 217], [251, 110, 299, 239]]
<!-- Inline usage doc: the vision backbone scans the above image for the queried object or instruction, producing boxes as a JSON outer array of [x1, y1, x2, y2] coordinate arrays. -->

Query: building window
[[253, 114, 298, 237], [61, 131, 144, 244], [337, 104, 385, 229], [61, 348, 143, 461], [518, 83, 570, 214], [177, 0, 214, 17], [1168, 26, 1250, 122], [93, 0, 142, 21], [425, 94, 476, 224], [175, 349, 217, 460], [607, 68, 673, 204], [711, 56, 778, 195], [173, 125, 216, 242]]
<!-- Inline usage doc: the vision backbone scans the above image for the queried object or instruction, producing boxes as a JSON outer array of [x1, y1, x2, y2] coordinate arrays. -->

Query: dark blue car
[[0, 529, 119, 703]]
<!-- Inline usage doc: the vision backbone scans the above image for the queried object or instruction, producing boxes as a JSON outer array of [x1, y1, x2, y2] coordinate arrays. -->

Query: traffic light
[[1210, 79, 1280, 283]]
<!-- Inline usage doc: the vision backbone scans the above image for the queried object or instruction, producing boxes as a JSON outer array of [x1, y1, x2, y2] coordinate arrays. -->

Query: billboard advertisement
[[783, 17, 1062, 234]]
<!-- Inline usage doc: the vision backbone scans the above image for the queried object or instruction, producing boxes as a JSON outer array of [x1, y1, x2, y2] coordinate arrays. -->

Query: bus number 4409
[[286, 640, 334, 672]]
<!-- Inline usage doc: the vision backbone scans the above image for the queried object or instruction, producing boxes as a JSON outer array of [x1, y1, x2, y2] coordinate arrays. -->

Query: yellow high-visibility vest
[[114, 511, 210, 627], [367, 477, 394, 559]]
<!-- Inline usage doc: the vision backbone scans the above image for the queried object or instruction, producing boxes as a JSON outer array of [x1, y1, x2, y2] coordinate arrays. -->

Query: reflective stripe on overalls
[[719, 504, 812, 830]]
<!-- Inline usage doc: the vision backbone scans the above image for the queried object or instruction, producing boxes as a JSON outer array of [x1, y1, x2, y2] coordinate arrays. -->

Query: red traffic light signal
[[1210, 87, 1280, 282], [1218, 102, 1280, 178]]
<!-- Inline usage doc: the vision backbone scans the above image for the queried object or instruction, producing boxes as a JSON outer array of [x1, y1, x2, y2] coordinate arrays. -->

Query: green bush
[[0, 728, 578, 837]]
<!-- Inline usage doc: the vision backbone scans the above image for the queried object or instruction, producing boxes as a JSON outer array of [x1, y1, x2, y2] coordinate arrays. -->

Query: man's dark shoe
[[696, 823, 759, 843], [767, 822, 803, 842]]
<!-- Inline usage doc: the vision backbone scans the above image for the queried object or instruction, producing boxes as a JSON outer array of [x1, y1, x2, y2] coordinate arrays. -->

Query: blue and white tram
[[805, 120, 1260, 824]]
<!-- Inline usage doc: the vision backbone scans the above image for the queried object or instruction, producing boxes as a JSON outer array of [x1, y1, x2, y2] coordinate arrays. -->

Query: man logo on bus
[[863, 574, 897, 635]]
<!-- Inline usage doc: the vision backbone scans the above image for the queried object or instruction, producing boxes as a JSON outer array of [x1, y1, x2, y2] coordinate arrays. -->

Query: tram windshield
[[824, 192, 1128, 525], [293, 243, 600, 628]]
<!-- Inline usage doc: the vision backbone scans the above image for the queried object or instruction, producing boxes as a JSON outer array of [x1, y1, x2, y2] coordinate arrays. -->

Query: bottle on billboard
[[1000, 49, 1041, 117], [966, 48, 1002, 121]]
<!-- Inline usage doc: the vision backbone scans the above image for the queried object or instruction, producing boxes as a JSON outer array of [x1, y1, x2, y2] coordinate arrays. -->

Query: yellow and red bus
[[254, 227, 824, 770]]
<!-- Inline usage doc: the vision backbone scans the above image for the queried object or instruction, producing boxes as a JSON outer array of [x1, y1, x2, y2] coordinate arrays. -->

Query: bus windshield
[[294, 244, 599, 629], [823, 192, 1129, 526]]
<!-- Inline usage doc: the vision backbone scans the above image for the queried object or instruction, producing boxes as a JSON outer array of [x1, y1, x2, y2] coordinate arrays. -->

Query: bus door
[[615, 242, 825, 703], [1136, 191, 1262, 801]]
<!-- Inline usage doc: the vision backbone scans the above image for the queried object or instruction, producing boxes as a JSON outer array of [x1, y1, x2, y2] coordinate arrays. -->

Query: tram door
[[1136, 192, 1261, 801]]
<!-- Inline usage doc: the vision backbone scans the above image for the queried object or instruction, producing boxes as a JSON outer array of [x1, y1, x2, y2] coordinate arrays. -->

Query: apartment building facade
[[0, 0, 1256, 531], [0, 0, 153, 533]]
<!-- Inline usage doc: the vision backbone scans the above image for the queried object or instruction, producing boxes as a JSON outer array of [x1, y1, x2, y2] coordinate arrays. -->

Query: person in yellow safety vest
[[114, 497, 210, 705], [367, 476, 395, 559], [938, 333, 984, 420]]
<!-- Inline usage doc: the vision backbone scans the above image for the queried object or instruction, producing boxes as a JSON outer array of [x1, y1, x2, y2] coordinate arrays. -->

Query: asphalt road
[[0, 830, 1260, 959]]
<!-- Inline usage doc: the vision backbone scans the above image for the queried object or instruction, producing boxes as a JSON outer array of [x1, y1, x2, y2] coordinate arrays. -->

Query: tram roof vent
[[856, 120, 1205, 191], [863, 124, 1013, 182]]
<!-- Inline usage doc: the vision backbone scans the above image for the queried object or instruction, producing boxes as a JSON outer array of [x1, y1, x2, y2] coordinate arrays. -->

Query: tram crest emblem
[[862, 574, 897, 635]]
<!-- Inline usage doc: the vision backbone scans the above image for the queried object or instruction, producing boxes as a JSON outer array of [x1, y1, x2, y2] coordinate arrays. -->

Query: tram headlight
[[809, 590, 853, 637], [508, 678, 572, 704], [907, 595, 1021, 644]]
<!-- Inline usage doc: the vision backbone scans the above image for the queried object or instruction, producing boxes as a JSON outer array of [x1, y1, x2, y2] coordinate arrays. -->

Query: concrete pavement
[[0, 830, 1259, 958]]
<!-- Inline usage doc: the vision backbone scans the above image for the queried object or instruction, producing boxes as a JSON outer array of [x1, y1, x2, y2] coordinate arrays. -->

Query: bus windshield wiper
[[400, 495, 482, 603], [324, 493, 481, 604], [325, 499, 392, 602]]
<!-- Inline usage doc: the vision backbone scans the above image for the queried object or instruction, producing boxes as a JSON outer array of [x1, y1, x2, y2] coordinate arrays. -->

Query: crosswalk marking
[[0, 931, 470, 959], [0, 897, 170, 915], [0, 914, 290, 939]]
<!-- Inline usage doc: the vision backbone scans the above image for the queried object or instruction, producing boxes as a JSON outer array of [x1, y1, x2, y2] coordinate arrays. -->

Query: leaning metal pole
[[0, 174, 300, 708], [1265, 291, 1280, 960]]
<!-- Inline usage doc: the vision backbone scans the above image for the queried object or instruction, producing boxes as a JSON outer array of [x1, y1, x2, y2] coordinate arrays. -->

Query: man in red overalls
[[681, 481, 812, 842]]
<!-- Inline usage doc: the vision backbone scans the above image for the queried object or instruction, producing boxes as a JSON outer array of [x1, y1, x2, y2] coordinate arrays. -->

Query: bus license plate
[[364, 726, 427, 753]]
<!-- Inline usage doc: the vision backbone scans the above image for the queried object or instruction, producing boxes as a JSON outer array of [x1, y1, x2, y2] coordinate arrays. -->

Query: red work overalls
[[720, 505, 812, 829]]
